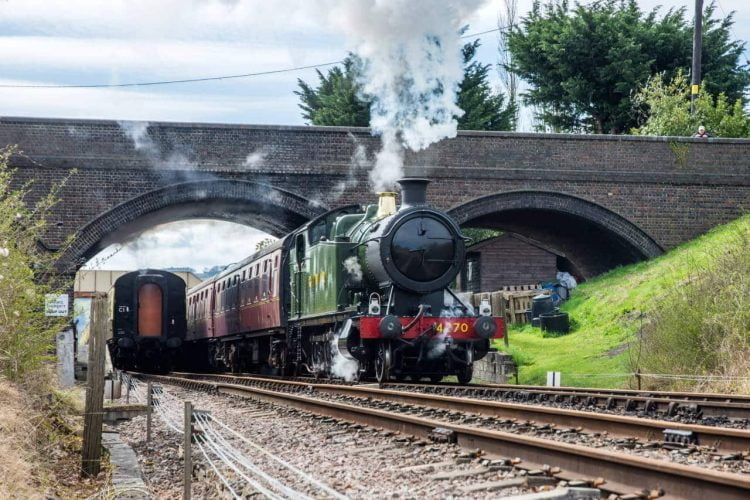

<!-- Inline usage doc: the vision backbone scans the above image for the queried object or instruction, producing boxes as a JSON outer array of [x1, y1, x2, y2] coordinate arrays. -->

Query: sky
[[2, 0, 746, 272]]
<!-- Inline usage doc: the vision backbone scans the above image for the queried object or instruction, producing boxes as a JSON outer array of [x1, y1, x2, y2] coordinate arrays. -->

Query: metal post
[[691, 0, 704, 113], [125, 377, 130, 404], [184, 401, 193, 500], [146, 382, 153, 442]]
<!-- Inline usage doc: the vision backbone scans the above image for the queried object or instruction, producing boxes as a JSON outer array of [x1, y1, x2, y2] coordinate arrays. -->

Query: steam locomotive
[[106, 269, 186, 372], [184, 178, 504, 383]]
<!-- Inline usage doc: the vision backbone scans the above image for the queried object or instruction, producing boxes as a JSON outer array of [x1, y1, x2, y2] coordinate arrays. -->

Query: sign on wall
[[45, 294, 69, 317]]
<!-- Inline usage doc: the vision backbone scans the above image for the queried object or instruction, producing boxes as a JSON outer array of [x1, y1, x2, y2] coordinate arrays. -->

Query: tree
[[0, 147, 75, 380], [296, 41, 515, 131], [632, 71, 750, 138], [255, 237, 276, 252], [507, 0, 749, 134], [457, 40, 516, 131], [295, 56, 370, 127]]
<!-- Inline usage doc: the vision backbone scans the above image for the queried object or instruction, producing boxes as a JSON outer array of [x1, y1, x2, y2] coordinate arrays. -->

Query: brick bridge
[[1, 116, 748, 279]]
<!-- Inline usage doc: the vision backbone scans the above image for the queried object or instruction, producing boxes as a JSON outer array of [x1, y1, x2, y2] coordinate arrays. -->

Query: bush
[[0, 146, 75, 380], [633, 226, 750, 392]]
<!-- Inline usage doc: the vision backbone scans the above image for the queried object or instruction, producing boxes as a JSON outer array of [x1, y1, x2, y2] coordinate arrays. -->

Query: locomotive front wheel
[[375, 342, 392, 384]]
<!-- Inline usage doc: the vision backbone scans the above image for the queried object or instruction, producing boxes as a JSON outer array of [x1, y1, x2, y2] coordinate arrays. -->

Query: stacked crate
[[472, 285, 547, 326]]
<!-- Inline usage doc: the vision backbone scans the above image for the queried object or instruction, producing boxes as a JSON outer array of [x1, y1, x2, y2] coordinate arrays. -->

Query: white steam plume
[[325, 0, 486, 191], [343, 256, 363, 284], [330, 340, 359, 382]]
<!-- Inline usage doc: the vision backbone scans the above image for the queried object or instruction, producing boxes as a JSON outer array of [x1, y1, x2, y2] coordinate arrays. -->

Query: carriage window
[[242, 270, 246, 281]]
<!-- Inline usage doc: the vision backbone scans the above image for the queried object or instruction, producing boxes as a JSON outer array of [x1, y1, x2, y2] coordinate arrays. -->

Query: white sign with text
[[45, 294, 69, 317]]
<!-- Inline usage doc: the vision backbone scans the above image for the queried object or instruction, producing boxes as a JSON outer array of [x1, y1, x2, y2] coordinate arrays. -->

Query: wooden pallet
[[471, 287, 548, 325], [498, 284, 540, 292]]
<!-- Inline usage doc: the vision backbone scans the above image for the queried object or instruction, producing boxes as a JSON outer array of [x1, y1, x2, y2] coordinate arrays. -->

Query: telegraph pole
[[691, 0, 703, 114]]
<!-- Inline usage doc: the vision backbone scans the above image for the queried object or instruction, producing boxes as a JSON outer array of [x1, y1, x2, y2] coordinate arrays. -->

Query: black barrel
[[531, 294, 554, 318], [540, 311, 570, 334]]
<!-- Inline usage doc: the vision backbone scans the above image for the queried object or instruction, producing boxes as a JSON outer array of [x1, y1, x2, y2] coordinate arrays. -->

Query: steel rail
[[159, 372, 750, 453], [136, 373, 750, 499], [169, 371, 750, 420], [462, 382, 750, 404], [383, 383, 750, 419]]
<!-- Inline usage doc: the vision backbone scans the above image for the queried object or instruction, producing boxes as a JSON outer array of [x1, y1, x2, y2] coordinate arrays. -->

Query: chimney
[[376, 191, 397, 218], [397, 178, 430, 208]]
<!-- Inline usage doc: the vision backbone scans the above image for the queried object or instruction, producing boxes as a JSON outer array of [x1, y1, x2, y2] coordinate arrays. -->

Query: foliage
[[634, 228, 750, 392], [295, 56, 371, 127], [461, 227, 502, 245], [296, 41, 515, 131], [457, 40, 516, 131], [0, 147, 74, 380], [632, 71, 750, 137], [255, 237, 276, 251], [507, 0, 749, 133], [496, 214, 750, 389]]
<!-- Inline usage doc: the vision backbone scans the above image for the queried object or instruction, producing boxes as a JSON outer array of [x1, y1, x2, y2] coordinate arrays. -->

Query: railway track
[[171, 371, 750, 422], [165, 372, 750, 452], [133, 372, 750, 499], [393, 382, 750, 420]]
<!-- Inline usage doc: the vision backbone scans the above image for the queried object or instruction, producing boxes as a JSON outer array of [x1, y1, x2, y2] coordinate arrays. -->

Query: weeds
[[633, 226, 750, 392], [0, 146, 76, 380]]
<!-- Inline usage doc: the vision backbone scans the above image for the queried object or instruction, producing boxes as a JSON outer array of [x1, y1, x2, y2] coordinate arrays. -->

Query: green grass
[[495, 214, 750, 388]]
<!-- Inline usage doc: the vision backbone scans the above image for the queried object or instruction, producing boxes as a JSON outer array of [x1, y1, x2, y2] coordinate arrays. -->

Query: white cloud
[[0, 36, 341, 78], [83, 219, 274, 271], [0, 77, 298, 122]]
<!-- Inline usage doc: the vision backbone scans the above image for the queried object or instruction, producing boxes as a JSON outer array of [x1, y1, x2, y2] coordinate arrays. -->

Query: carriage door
[[138, 283, 163, 337]]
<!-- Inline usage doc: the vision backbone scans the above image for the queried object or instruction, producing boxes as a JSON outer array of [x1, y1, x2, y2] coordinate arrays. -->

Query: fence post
[[146, 382, 153, 442], [125, 376, 130, 404], [636, 369, 642, 391], [81, 293, 107, 477], [184, 401, 193, 500]]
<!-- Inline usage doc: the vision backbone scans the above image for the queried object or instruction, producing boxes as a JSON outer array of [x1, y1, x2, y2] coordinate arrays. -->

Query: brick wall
[[457, 234, 558, 292], [0, 117, 747, 271], [482, 235, 557, 291]]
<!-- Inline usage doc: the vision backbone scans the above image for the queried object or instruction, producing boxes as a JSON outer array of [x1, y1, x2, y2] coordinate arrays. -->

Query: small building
[[456, 233, 559, 293]]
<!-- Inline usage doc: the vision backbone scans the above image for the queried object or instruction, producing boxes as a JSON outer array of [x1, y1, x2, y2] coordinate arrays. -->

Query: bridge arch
[[448, 191, 663, 280], [62, 179, 326, 269]]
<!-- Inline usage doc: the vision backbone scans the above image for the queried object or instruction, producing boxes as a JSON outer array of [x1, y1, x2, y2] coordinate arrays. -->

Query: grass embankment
[[0, 372, 110, 498], [498, 214, 750, 389]]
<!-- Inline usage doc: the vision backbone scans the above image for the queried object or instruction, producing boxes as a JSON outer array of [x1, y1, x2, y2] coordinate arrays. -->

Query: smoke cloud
[[325, 0, 486, 191]]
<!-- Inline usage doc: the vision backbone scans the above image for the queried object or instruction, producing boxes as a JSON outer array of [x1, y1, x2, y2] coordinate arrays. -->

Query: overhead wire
[[0, 27, 505, 89]]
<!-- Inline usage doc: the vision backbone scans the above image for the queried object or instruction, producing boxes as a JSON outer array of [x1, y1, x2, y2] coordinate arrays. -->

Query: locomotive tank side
[[106, 269, 186, 372]]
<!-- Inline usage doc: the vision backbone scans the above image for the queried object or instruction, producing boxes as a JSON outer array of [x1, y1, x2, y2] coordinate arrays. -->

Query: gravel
[[113, 384, 579, 499]]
